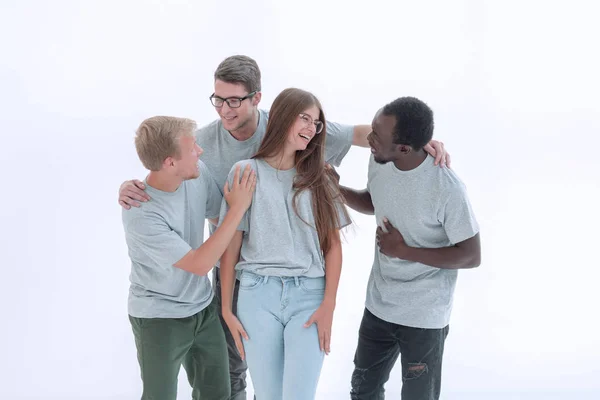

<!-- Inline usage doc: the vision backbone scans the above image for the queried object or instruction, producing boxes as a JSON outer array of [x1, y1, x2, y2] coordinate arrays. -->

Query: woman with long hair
[[218, 87, 351, 399]]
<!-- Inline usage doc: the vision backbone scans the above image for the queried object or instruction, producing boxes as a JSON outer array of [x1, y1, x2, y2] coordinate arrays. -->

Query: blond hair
[[135, 116, 197, 171]]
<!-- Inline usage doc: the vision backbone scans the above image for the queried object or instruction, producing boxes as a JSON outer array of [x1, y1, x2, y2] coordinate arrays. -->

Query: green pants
[[129, 301, 230, 400]]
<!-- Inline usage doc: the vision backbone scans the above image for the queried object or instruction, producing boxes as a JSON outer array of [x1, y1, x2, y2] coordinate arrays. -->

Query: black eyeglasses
[[209, 91, 257, 108]]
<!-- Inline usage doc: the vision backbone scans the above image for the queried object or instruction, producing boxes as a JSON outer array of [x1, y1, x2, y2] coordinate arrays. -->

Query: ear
[[398, 144, 412, 155], [252, 91, 262, 106], [162, 156, 175, 169]]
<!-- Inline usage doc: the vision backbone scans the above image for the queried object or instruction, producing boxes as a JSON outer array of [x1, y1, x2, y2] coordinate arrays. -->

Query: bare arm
[[323, 230, 342, 308], [350, 124, 450, 167], [402, 234, 481, 270], [340, 186, 374, 215], [220, 231, 243, 315], [352, 125, 372, 147], [174, 207, 246, 276], [378, 219, 481, 270], [175, 164, 255, 276], [219, 231, 249, 360]]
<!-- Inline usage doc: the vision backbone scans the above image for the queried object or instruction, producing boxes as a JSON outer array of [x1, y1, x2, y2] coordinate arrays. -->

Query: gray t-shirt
[[196, 109, 354, 192], [123, 161, 222, 318], [218, 159, 351, 278], [365, 154, 479, 329]]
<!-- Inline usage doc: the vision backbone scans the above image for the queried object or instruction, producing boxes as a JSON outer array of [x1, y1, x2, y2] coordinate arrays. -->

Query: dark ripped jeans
[[350, 308, 449, 400]]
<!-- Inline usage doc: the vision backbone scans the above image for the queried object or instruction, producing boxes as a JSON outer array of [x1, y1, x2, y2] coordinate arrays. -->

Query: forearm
[[176, 207, 244, 275], [219, 244, 240, 314], [352, 125, 371, 147], [340, 186, 374, 215], [403, 245, 481, 270], [323, 234, 342, 307]]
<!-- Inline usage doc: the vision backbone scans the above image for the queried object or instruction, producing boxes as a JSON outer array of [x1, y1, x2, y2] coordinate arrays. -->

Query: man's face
[[368, 110, 400, 164], [174, 134, 203, 180], [212, 80, 260, 132]]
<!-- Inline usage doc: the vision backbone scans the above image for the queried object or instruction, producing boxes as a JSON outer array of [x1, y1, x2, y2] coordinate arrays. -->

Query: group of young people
[[119, 55, 481, 400]]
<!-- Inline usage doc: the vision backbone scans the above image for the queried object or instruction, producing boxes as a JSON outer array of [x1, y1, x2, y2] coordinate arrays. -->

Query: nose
[[196, 144, 203, 157], [220, 102, 232, 114]]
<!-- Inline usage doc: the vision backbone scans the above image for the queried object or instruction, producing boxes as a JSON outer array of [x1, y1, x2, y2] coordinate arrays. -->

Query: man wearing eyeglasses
[[117, 55, 450, 400]]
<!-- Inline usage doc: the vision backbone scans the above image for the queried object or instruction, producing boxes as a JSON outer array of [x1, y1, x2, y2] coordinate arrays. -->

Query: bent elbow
[[469, 253, 481, 269]]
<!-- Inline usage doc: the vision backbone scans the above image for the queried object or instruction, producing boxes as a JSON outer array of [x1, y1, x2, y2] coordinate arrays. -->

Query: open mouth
[[299, 134, 311, 142], [223, 116, 237, 122]]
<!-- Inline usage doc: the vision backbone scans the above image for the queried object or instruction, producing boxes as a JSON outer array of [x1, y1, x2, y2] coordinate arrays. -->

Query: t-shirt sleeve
[[438, 184, 480, 245], [217, 162, 252, 232], [324, 120, 354, 167], [199, 162, 223, 219], [124, 213, 192, 269], [335, 197, 352, 230]]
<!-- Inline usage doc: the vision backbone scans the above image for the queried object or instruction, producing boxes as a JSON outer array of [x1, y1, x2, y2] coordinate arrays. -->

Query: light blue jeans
[[237, 270, 326, 400]]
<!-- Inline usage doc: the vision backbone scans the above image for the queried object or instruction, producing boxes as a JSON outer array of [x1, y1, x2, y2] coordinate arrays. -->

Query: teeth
[[299, 135, 309, 140]]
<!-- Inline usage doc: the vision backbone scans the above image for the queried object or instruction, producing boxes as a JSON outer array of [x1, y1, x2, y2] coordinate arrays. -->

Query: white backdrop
[[1, 0, 599, 399]]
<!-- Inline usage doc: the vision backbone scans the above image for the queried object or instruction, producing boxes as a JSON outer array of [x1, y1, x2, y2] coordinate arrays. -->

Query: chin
[[373, 156, 389, 165]]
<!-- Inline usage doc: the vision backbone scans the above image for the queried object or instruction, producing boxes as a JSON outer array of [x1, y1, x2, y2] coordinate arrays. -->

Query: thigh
[[237, 274, 285, 400], [398, 324, 449, 400], [350, 309, 401, 400], [282, 306, 325, 400], [129, 315, 195, 400], [183, 303, 231, 400]]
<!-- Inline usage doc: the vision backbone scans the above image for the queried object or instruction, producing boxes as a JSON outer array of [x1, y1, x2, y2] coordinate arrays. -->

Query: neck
[[229, 109, 260, 141], [263, 147, 296, 170], [146, 171, 182, 192], [393, 149, 428, 171]]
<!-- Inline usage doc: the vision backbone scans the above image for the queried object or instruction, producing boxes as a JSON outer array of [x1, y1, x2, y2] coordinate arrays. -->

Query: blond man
[[122, 116, 256, 400]]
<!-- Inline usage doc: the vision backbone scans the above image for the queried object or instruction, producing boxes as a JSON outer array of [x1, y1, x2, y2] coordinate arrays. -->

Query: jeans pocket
[[238, 272, 263, 290], [299, 277, 326, 293]]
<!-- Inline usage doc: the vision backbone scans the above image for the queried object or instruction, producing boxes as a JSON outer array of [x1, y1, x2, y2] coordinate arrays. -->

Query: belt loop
[[294, 276, 300, 287], [263, 275, 269, 284]]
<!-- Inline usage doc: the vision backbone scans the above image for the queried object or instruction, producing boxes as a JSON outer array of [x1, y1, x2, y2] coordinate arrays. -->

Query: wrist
[[321, 297, 336, 309]]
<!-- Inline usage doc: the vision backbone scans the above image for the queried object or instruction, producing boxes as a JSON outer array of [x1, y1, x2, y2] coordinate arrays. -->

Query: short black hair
[[382, 97, 434, 151]]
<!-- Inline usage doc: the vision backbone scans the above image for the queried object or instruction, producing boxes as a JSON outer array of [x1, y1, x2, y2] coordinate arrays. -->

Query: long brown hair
[[253, 88, 350, 255]]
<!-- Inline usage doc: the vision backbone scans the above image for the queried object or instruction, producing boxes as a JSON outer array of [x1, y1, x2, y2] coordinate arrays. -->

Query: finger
[[245, 170, 255, 190], [424, 143, 435, 158], [376, 226, 384, 237], [383, 218, 394, 232], [239, 326, 249, 341], [437, 142, 446, 167], [123, 190, 149, 203], [319, 328, 325, 352], [133, 179, 146, 190], [324, 331, 331, 354], [304, 316, 315, 328], [234, 336, 245, 360], [240, 165, 252, 187], [250, 173, 257, 192], [223, 181, 230, 195], [446, 152, 452, 168], [118, 200, 131, 210], [120, 197, 141, 208], [232, 165, 241, 187], [131, 181, 150, 201]]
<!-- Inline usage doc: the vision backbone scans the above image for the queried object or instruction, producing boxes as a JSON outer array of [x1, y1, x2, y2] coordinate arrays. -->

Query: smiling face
[[368, 109, 401, 164], [212, 80, 261, 132], [285, 105, 322, 153], [172, 134, 203, 180]]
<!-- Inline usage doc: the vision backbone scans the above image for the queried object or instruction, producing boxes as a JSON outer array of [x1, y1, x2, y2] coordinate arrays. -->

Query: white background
[[1, 0, 599, 399]]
